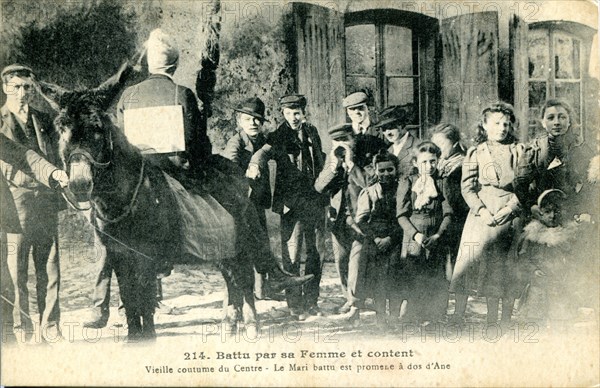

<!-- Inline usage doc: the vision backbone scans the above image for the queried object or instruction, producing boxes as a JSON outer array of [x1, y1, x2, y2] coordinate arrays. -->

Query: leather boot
[[264, 265, 314, 293]]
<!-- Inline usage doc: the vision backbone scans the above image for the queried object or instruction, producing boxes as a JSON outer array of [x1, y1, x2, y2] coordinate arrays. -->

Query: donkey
[[37, 58, 308, 341]]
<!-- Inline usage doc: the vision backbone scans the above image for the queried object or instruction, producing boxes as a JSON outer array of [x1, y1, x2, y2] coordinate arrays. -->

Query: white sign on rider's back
[[123, 105, 185, 154]]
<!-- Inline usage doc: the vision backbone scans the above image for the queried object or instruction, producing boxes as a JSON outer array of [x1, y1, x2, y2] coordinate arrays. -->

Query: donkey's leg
[[219, 261, 242, 334], [239, 258, 257, 327], [135, 254, 158, 341], [142, 311, 156, 340], [111, 251, 143, 342]]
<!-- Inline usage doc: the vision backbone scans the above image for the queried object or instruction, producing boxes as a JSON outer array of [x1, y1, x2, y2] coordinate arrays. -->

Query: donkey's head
[[38, 61, 136, 200]]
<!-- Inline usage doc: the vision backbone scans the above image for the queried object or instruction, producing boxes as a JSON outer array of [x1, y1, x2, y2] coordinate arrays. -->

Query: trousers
[[4, 191, 60, 335], [280, 207, 326, 311]]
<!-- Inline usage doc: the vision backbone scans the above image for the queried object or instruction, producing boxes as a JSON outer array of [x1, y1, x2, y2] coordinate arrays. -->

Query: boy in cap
[[222, 97, 315, 322], [343, 92, 376, 136], [0, 133, 69, 343], [1, 64, 64, 342], [246, 94, 327, 319], [315, 123, 378, 318]]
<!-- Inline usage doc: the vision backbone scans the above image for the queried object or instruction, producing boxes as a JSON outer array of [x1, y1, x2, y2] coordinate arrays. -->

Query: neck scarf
[[412, 174, 438, 210], [437, 150, 463, 178]]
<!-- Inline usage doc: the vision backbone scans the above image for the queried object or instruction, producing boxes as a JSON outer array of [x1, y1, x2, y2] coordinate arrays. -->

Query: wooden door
[[510, 14, 530, 141], [440, 11, 499, 145], [286, 3, 345, 151]]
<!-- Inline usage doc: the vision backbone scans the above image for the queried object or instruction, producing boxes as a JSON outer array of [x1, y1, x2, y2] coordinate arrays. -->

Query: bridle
[[61, 129, 146, 224], [67, 129, 114, 169], [60, 131, 113, 210]]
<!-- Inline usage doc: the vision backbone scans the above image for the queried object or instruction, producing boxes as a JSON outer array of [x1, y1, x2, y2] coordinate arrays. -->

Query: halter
[[68, 148, 111, 168], [67, 130, 113, 168], [63, 128, 146, 224]]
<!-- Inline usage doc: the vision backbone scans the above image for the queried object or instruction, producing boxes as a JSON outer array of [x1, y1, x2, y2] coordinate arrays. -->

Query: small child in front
[[354, 151, 403, 327], [517, 189, 579, 330]]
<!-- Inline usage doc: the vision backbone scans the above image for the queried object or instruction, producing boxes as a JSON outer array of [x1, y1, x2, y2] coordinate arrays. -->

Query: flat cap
[[279, 94, 307, 109], [1, 64, 34, 79], [342, 92, 368, 109], [328, 123, 354, 141]]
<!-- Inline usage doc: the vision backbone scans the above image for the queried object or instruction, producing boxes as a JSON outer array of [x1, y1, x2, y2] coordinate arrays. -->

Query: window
[[527, 22, 594, 138], [344, 11, 438, 133]]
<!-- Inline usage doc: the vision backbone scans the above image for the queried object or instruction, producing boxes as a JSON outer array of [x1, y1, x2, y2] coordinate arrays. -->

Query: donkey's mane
[[55, 88, 142, 163]]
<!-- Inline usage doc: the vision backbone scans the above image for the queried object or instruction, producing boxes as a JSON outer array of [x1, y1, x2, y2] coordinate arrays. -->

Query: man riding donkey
[[71, 29, 311, 338]]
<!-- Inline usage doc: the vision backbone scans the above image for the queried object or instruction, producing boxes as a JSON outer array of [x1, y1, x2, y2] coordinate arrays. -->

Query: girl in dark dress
[[430, 124, 469, 281], [396, 142, 453, 325]]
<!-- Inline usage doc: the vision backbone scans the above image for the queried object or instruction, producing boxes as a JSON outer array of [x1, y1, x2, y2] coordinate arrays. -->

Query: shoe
[[12, 326, 33, 345], [290, 309, 306, 321], [336, 302, 352, 315], [265, 266, 314, 293], [83, 309, 109, 329], [156, 260, 173, 279], [42, 324, 64, 343], [155, 301, 174, 315], [363, 298, 376, 311], [342, 306, 360, 327], [305, 305, 323, 317]]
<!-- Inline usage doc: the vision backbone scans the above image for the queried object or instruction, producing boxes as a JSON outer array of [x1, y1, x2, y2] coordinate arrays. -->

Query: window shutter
[[286, 3, 345, 151], [440, 11, 499, 145], [510, 14, 530, 141]]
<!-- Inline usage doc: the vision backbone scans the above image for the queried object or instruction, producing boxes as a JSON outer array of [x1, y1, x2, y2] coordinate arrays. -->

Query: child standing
[[396, 142, 453, 325], [449, 102, 524, 326], [430, 124, 469, 281], [517, 189, 579, 330], [354, 151, 403, 327]]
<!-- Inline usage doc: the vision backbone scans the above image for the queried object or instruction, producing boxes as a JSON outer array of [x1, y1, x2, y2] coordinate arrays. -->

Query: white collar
[[392, 132, 409, 156], [150, 71, 175, 80], [352, 117, 371, 134]]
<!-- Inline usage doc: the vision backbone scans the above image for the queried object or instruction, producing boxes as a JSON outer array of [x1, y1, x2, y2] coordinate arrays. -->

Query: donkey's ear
[[36, 81, 70, 111], [92, 61, 134, 111]]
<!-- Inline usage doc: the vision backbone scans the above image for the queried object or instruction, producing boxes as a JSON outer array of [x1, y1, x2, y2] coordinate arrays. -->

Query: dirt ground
[[16, 209, 598, 345]]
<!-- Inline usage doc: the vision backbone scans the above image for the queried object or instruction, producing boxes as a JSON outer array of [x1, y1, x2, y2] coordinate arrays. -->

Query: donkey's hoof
[[222, 319, 238, 335], [244, 322, 260, 338], [123, 333, 143, 344]]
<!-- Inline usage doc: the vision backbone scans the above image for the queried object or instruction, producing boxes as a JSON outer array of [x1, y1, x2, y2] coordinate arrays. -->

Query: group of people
[[220, 90, 598, 331], [1, 27, 598, 344]]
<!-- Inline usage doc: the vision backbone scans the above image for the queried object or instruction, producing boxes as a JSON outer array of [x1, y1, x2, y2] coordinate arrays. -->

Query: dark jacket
[[117, 74, 212, 169], [315, 153, 370, 235], [0, 105, 62, 232], [354, 133, 388, 171], [355, 180, 403, 245], [251, 121, 327, 214], [387, 132, 418, 178], [222, 130, 271, 209], [437, 144, 469, 253], [515, 134, 587, 214]]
